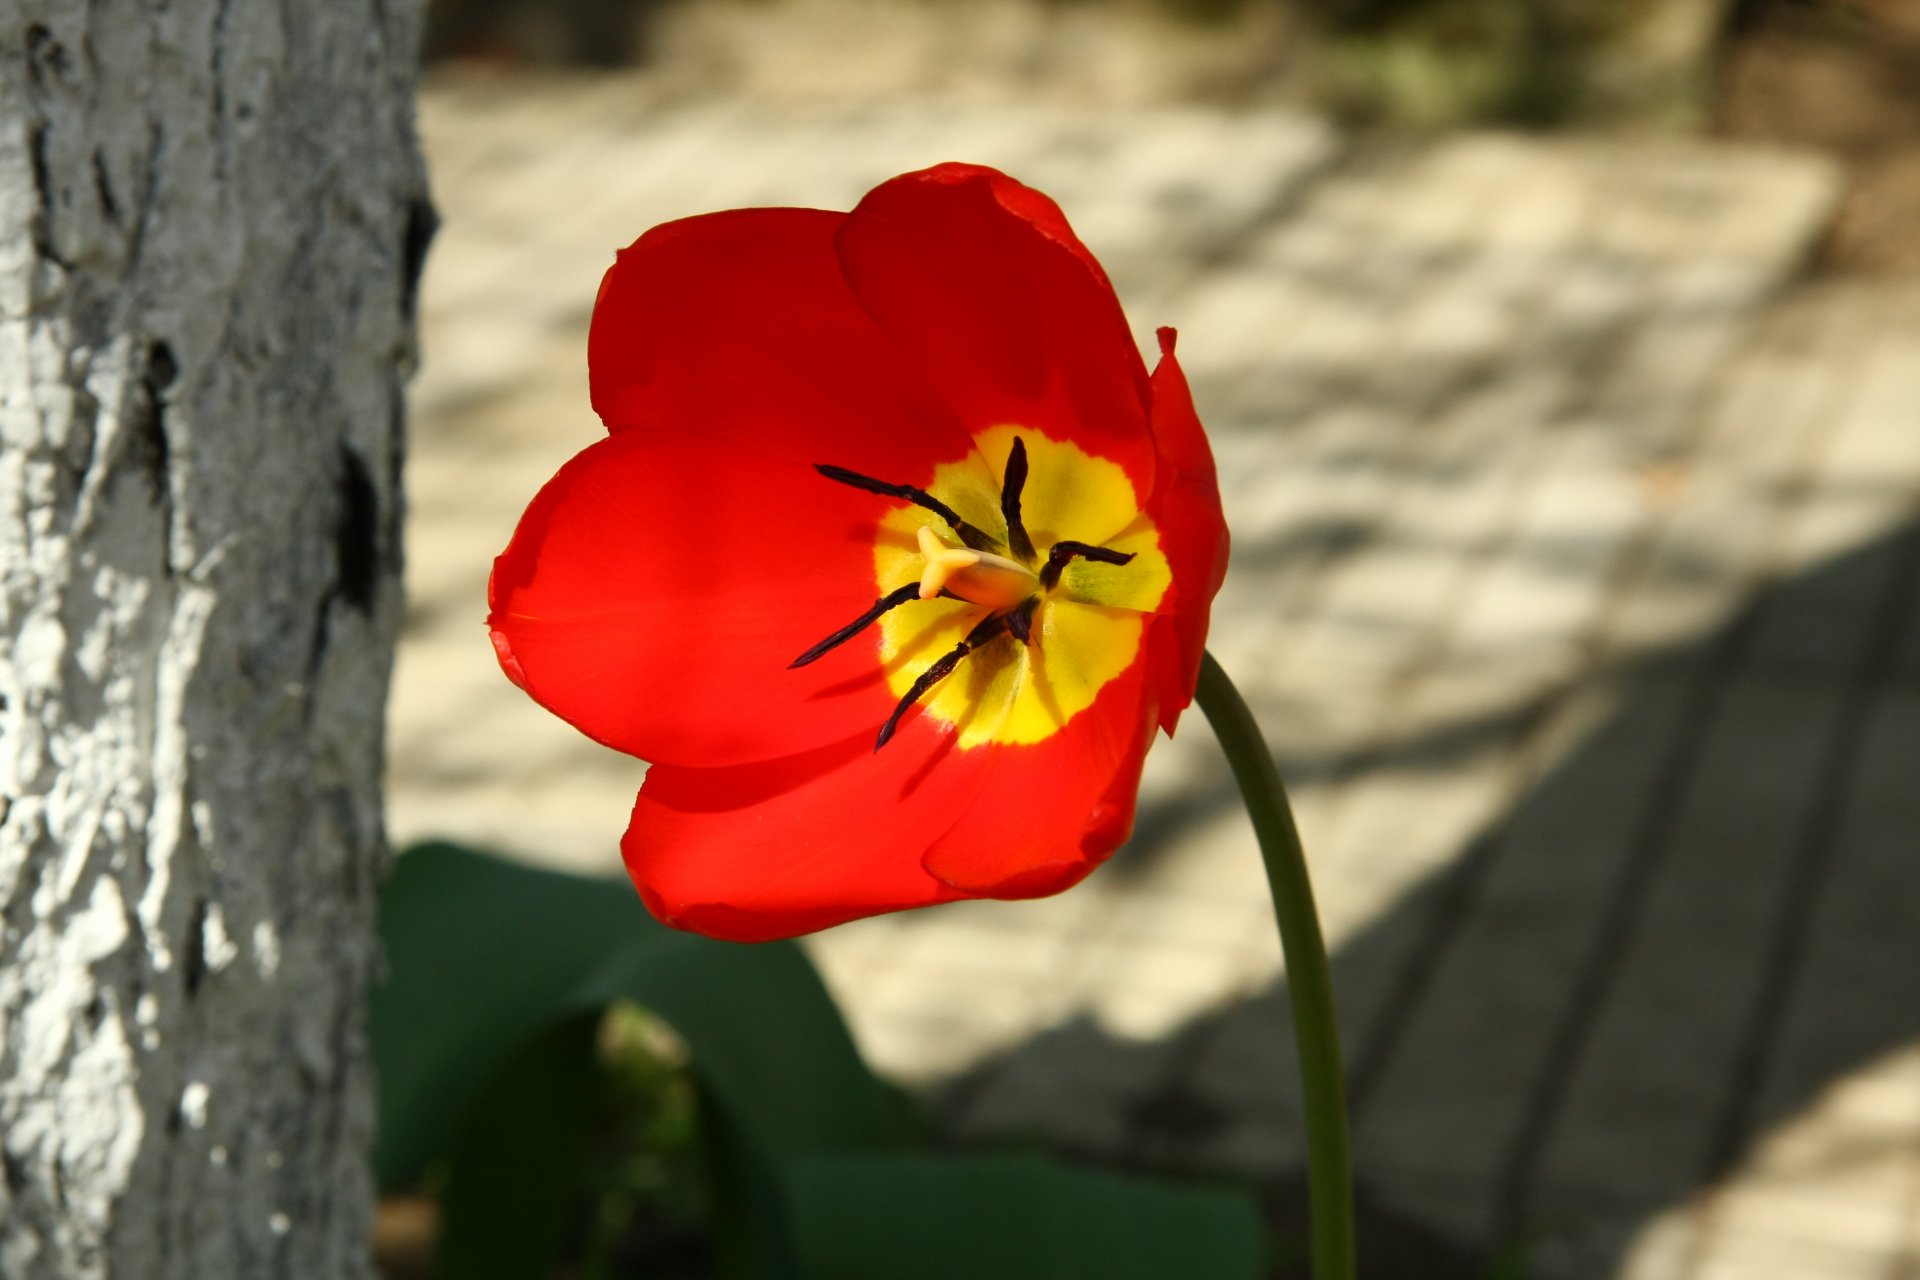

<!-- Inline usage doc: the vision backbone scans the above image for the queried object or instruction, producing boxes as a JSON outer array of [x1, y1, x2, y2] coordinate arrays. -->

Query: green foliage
[[575, 1006, 712, 1277], [435, 1017, 602, 1280], [372, 841, 914, 1193], [1316, 0, 1577, 127], [1305, 0, 1718, 128], [372, 843, 1267, 1279], [372, 842, 915, 1276], [785, 1151, 1267, 1279]]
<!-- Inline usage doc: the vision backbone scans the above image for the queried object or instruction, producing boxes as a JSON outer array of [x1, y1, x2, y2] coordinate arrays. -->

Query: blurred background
[[383, 1, 1920, 1276]]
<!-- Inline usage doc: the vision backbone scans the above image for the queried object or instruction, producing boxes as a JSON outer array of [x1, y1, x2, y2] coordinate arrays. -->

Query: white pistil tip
[[917, 525, 979, 599], [915, 524, 1039, 610]]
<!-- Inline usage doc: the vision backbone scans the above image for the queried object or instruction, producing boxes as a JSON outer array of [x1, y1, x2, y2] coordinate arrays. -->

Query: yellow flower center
[[870, 427, 1170, 749]]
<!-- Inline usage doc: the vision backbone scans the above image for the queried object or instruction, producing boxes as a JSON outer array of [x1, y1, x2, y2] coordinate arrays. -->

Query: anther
[[1039, 540, 1136, 591], [1000, 437, 1036, 563], [815, 463, 995, 551], [875, 613, 1008, 751], [790, 583, 921, 668], [1005, 596, 1039, 645]]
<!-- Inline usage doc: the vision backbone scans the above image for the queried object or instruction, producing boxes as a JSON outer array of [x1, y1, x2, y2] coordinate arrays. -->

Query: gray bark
[[0, 2, 429, 1277]]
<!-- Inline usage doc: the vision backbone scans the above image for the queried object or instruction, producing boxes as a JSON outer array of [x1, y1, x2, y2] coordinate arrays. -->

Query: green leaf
[[783, 1151, 1267, 1280], [371, 842, 914, 1194], [435, 1016, 601, 1280], [372, 845, 1267, 1280]]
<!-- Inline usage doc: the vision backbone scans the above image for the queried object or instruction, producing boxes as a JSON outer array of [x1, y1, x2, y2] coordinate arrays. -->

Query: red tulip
[[488, 164, 1229, 942]]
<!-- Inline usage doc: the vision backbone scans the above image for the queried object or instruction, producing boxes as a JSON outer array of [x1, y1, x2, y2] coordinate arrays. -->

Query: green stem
[[1194, 651, 1356, 1280]]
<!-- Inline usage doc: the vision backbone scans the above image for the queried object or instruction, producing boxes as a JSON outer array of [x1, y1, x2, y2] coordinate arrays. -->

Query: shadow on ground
[[939, 517, 1920, 1278]]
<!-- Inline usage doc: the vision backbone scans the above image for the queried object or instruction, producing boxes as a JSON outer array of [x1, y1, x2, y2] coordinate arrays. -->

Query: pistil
[[915, 526, 1038, 611], [801, 444, 1147, 752]]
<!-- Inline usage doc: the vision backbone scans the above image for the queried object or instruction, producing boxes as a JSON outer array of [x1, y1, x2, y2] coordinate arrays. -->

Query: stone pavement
[[391, 73, 1920, 1279]]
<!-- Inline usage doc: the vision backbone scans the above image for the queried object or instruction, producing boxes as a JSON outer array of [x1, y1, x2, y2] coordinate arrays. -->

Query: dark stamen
[[1000, 437, 1036, 563], [1039, 540, 1136, 590], [875, 613, 1008, 751], [790, 583, 922, 669], [1006, 596, 1039, 645], [815, 464, 995, 551]]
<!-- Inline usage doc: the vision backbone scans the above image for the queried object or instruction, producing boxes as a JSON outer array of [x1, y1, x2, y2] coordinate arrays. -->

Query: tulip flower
[[486, 163, 1356, 1280], [489, 163, 1228, 943]]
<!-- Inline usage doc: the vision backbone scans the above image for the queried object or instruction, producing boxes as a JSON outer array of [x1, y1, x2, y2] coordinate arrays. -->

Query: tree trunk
[[0, 3, 429, 1276]]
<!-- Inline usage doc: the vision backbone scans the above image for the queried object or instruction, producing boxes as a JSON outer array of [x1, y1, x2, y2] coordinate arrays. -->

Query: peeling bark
[[0, 3, 429, 1276]]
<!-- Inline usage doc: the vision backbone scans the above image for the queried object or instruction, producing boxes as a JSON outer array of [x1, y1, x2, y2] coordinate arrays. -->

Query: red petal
[[622, 717, 984, 942], [836, 164, 1155, 491], [1144, 329, 1229, 732], [488, 430, 907, 769], [589, 206, 972, 480], [918, 655, 1158, 896]]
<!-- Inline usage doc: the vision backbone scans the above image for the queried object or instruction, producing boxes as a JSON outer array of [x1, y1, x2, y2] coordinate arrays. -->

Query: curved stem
[[1194, 651, 1356, 1280]]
